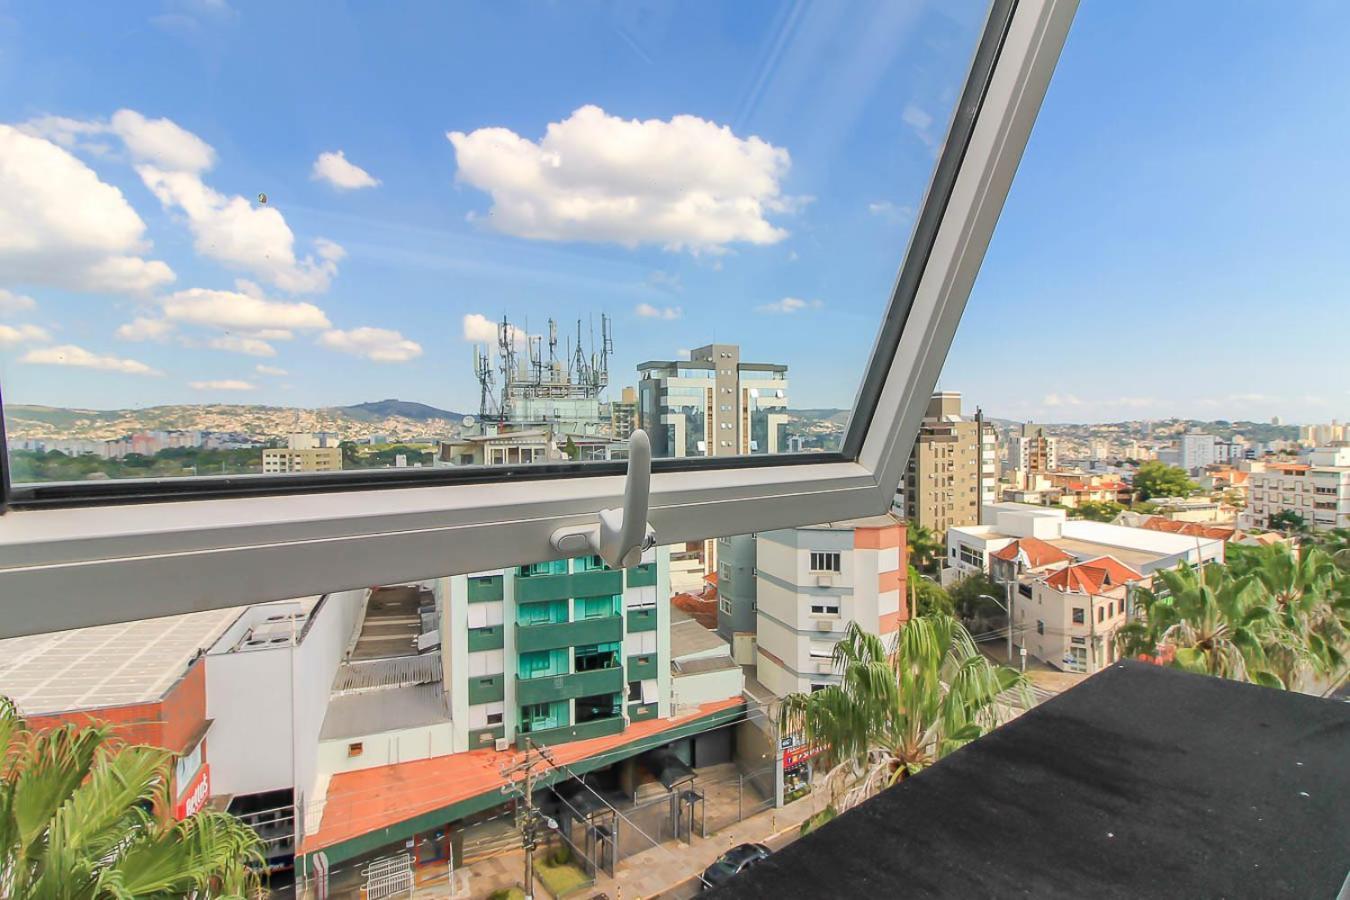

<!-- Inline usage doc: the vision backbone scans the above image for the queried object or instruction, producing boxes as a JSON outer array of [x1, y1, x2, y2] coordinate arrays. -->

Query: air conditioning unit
[[815, 574, 834, 587], [494, 738, 510, 752], [815, 619, 834, 632], [815, 660, 834, 674]]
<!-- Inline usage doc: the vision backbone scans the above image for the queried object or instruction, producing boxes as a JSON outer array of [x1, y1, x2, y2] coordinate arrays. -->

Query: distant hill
[[331, 399, 469, 423]]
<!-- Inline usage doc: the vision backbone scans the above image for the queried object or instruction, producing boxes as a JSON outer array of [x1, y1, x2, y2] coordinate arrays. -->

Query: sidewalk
[[407, 789, 825, 900]]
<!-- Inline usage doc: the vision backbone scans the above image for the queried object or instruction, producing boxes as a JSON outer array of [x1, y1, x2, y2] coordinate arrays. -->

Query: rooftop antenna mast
[[496, 314, 516, 424], [473, 344, 497, 421]]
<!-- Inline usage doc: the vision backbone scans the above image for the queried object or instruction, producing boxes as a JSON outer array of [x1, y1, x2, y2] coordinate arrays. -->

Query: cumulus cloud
[[255, 364, 288, 376], [635, 302, 682, 320], [190, 379, 255, 391], [115, 317, 175, 342], [161, 287, 330, 331], [138, 165, 343, 294], [312, 150, 381, 190], [0, 323, 50, 347], [21, 344, 161, 375], [448, 104, 795, 253], [868, 200, 914, 223], [756, 297, 822, 314], [110, 109, 216, 172], [0, 125, 175, 294], [318, 326, 422, 362], [208, 334, 276, 357], [0, 289, 37, 315], [462, 312, 529, 347]]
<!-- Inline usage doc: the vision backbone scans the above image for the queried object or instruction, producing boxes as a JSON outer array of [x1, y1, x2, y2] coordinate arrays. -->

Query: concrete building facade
[[1240, 447, 1350, 531], [894, 392, 997, 533], [753, 515, 908, 697]]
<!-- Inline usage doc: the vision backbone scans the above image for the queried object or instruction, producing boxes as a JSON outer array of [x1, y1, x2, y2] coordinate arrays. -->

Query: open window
[[0, 0, 1078, 637]]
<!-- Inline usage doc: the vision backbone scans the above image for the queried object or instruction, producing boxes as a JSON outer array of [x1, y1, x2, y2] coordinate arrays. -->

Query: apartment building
[[262, 432, 344, 473], [752, 515, 908, 697], [610, 385, 638, 440], [638, 343, 789, 590], [439, 549, 672, 751], [1006, 423, 1058, 488], [894, 392, 997, 532], [1240, 447, 1350, 531], [1014, 556, 1140, 674]]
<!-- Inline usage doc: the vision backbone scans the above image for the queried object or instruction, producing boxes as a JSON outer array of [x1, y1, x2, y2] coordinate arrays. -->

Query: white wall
[[316, 722, 454, 776], [671, 668, 743, 709]]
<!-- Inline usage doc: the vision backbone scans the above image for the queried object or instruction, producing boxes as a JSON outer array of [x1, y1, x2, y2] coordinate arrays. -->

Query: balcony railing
[[517, 714, 624, 749], [515, 615, 622, 652], [516, 666, 624, 706]]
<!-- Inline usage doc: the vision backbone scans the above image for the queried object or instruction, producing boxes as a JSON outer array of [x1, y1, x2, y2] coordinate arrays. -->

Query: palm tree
[[906, 523, 943, 576], [1227, 544, 1349, 691], [0, 696, 263, 897], [1116, 563, 1282, 688], [779, 616, 1030, 815]]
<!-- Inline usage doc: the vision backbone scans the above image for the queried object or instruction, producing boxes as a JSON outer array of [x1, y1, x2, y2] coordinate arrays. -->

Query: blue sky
[[0, 0, 1346, 426]]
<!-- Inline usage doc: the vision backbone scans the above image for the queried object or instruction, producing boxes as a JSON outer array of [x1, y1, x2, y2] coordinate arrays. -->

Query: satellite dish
[[462, 416, 477, 428]]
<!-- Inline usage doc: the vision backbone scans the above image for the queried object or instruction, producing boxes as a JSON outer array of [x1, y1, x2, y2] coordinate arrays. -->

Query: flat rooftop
[[713, 663, 1350, 899], [0, 607, 245, 715], [671, 607, 731, 660], [351, 584, 427, 660]]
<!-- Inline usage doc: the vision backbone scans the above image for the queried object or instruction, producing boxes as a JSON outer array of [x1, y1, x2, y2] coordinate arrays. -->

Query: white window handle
[[550, 429, 657, 569]]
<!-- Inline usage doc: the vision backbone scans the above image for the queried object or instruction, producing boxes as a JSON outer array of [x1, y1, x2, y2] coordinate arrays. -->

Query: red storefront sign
[[175, 763, 211, 820], [783, 743, 824, 769]]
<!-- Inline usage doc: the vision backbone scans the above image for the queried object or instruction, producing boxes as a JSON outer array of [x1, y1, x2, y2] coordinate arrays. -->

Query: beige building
[[1006, 423, 1058, 489], [610, 386, 637, 440], [1014, 556, 1141, 674], [262, 446, 342, 474], [894, 392, 997, 533], [1240, 447, 1350, 531]]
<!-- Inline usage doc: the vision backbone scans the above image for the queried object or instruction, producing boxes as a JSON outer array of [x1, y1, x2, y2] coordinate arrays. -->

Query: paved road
[[656, 825, 802, 899]]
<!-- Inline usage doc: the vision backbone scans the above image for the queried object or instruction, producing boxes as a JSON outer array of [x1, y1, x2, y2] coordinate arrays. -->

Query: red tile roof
[[1138, 516, 1236, 541], [672, 591, 719, 630], [991, 537, 1073, 569], [1044, 556, 1142, 593], [302, 697, 743, 857]]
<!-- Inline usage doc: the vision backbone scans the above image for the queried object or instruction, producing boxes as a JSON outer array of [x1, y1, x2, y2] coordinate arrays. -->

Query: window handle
[[550, 429, 657, 569]]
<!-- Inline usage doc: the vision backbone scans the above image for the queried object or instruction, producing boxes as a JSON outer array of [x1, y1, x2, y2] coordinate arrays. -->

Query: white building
[[1180, 432, 1219, 473], [945, 503, 1226, 585], [1014, 556, 1140, 675], [752, 515, 908, 697], [1240, 447, 1350, 531]]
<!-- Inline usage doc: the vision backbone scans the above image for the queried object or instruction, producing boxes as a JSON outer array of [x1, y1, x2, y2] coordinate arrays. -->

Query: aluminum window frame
[[0, 0, 1078, 638]]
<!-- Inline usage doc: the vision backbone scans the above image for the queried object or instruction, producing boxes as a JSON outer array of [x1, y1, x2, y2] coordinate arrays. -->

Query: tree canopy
[[1132, 461, 1196, 500]]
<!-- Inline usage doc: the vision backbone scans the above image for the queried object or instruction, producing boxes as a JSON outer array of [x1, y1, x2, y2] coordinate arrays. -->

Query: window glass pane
[[1, 1, 988, 487]]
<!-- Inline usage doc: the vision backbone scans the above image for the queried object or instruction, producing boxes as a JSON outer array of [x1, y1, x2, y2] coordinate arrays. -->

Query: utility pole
[[500, 739, 559, 900]]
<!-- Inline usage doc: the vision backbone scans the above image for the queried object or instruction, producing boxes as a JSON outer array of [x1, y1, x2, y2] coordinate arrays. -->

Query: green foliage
[[1131, 500, 1162, 515], [1268, 510, 1309, 535], [799, 806, 838, 836], [561, 437, 579, 461], [779, 616, 1031, 813], [1074, 500, 1124, 522], [10, 447, 264, 482], [549, 843, 572, 866], [947, 573, 1005, 625], [0, 696, 263, 896], [1132, 461, 1196, 500], [906, 523, 943, 576], [908, 566, 953, 617], [535, 854, 590, 897], [488, 889, 526, 900], [1119, 545, 1349, 693]]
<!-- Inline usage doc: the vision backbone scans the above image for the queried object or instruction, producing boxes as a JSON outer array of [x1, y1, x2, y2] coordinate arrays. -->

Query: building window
[[487, 712, 503, 725], [347, 742, 363, 758], [810, 683, 829, 693], [958, 544, 984, 568], [809, 551, 842, 573], [1018, 583, 1034, 599], [719, 595, 732, 615], [810, 601, 841, 616], [575, 642, 621, 672], [1072, 608, 1084, 625], [1037, 620, 1044, 635], [1098, 606, 1105, 624]]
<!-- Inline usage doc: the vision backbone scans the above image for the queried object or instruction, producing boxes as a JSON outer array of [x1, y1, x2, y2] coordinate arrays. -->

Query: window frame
[[0, 0, 1078, 638]]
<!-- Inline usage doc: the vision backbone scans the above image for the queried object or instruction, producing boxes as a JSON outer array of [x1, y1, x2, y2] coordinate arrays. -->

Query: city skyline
[[2, 1, 1348, 426]]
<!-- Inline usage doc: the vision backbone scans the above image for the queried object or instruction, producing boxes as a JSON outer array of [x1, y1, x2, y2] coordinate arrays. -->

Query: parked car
[[700, 842, 772, 890]]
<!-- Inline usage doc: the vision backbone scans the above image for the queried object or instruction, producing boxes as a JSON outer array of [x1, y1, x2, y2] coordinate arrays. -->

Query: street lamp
[[978, 593, 1014, 664]]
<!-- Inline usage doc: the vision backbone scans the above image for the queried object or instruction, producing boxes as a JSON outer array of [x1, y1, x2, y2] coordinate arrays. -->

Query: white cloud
[[312, 150, 381, 190], [646, 270, 682, 292], [190, 379, 255, 391], [635, 302, 682, 320], [0, 125, 175, 294], [115, 317, 175, 342], [1042, 393, 1084, 408], [0, 289, 36, 315], [21, 344, 161, 375], [756, 296, 822, 314], [318, 326, 422, 363], [161, 287, 330, 331], [462, 312, 529, 347], [868, 200, 914, 223], [902, 103, 939, 152], [208, 334, 276, 357], [0, 323, 50, 347], [448, 104, 795, 253], [110, 109, 216, 172], [138, 165, 343, 294], [255, 364, 288, 376]]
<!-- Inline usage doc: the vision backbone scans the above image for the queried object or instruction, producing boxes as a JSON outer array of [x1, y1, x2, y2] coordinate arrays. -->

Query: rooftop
[[319, 682, 448, 742], [351, 584, 428, 660], [713, 663, 1350, 899], [0, 606, 244, 715], [671, 607, 731, 661]]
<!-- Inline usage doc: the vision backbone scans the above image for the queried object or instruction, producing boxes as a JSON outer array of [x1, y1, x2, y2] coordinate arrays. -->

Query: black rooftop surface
[[713, 661, 1349, 899]]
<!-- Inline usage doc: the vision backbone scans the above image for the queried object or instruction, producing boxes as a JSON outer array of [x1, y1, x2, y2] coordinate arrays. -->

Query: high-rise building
[[637, 344, 789, 459], [894, 392, 997, 533], [1180, 432, 1219, 473], [748, 515, 908, 696], [610, 386, 638, 440], [1007, 423, 1058, 488], [638, 344, 789, 590]]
